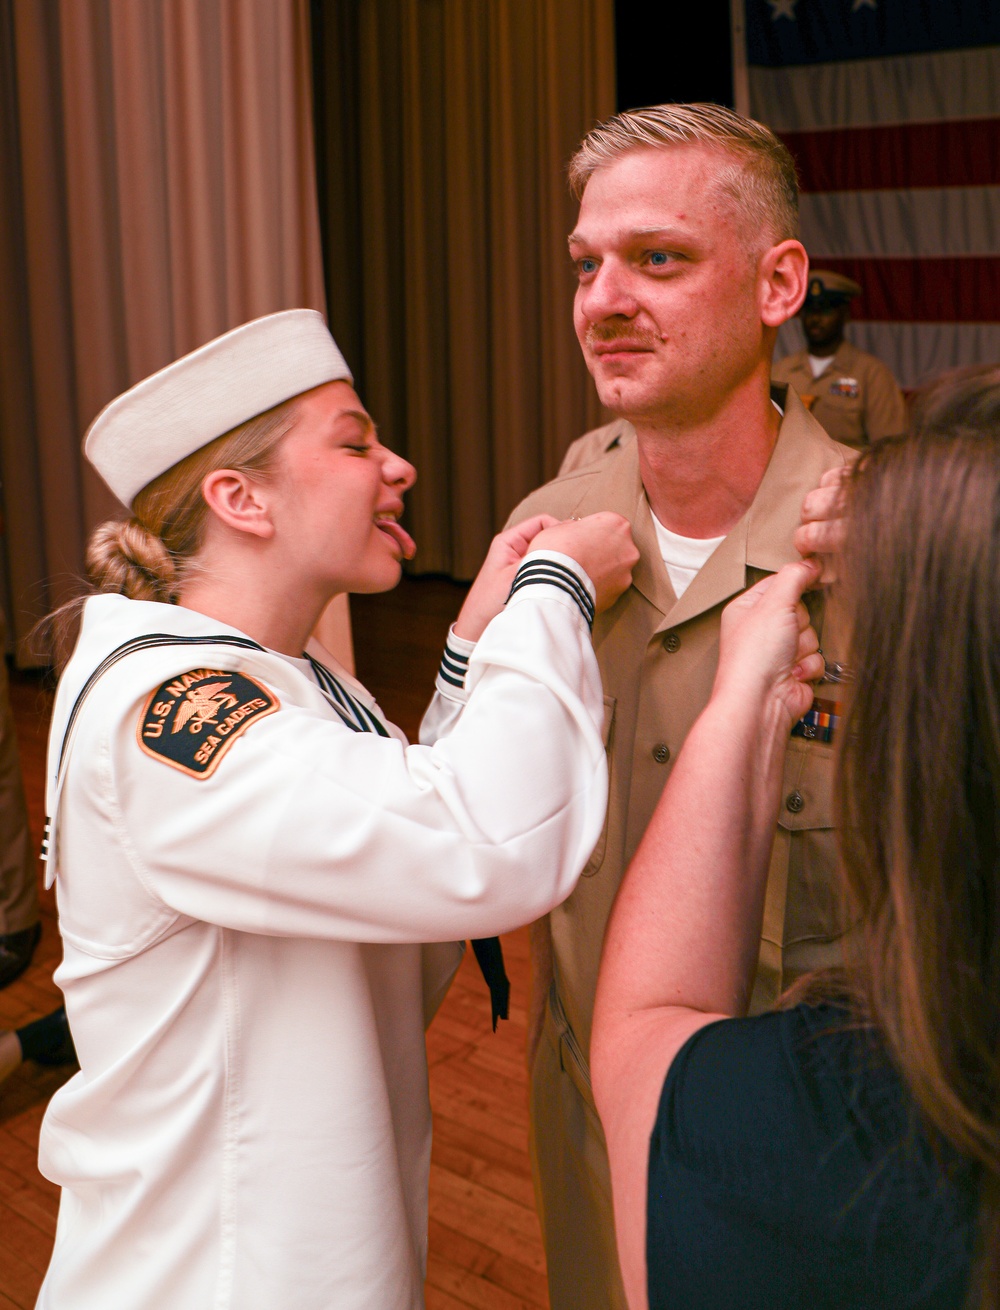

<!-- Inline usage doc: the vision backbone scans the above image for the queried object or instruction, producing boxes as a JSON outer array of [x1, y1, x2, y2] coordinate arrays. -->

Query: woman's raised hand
[[528, 513, 638, 615], [453, 512, 638, 641], [714, 559, 824, 726], [453, 515, 562, 641], [794, 464, 851, 583]]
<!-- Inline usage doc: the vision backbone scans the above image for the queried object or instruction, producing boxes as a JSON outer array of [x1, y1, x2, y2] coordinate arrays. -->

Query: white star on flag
[[852, 0, 877, 9], [767, 0, 798, 19]]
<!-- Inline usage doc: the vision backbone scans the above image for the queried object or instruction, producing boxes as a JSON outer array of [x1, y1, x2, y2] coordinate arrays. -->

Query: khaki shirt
[[510, 390, 852, 1060], [772, 339, 907, 449]]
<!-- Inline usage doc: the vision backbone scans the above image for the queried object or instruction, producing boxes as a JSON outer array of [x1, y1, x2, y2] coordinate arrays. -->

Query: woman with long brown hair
[[35, 310, 638, 1309], [592, 367, 999, 1309]]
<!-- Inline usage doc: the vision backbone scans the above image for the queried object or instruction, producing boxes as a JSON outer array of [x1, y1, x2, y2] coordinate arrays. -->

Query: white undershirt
[[650, 510, 725, 599], [808, 353, 833, 379]]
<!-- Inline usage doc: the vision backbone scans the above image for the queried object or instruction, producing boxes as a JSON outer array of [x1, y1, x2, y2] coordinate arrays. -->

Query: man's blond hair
[[568, 103, 800, 248]]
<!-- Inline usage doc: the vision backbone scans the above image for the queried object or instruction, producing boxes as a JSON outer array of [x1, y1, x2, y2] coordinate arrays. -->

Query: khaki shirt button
[[663, 631, 681, 653], [652, 743, 670, 764], [785, 790, 804, 814]]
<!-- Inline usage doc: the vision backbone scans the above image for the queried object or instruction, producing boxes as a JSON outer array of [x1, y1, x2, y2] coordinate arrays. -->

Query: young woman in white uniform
[[36, 310, 637, 1309]]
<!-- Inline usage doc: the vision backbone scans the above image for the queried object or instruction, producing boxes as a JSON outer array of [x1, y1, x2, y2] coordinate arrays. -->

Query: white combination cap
[[85, 309, 353, 509]]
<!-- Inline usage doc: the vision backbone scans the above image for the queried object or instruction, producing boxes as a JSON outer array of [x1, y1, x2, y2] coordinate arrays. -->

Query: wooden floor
[[0, 576, 549, 1308]]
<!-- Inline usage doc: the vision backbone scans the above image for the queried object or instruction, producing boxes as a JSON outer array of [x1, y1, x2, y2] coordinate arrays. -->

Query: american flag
[[741, 0, 1000, 388]]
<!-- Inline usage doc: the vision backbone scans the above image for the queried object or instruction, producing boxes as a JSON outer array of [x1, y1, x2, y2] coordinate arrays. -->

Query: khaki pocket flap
[[777, 741, 835, 832]]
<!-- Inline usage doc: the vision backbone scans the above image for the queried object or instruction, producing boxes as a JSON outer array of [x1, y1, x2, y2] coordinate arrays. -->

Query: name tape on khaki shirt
[[137, 668, 279, 778]]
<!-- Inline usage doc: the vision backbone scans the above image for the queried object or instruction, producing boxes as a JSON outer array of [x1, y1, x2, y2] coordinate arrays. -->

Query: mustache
[[585, 323, 660, 349]]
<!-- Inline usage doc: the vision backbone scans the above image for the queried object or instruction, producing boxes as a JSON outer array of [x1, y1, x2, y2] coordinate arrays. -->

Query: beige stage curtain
[[312, 0, 616, 579], [0, 0, 352, 668]]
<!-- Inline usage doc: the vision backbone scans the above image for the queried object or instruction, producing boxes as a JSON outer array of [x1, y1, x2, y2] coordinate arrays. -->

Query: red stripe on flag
[[782, 119, 1000, 193], [813, 257, 1000, 323]]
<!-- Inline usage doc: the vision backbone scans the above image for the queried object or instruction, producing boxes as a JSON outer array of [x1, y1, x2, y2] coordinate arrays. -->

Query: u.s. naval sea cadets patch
[[137, 668, 279, 778]]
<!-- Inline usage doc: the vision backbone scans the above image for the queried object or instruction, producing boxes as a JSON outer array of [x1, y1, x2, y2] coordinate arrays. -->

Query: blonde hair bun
[[86, 519, 177, 603]]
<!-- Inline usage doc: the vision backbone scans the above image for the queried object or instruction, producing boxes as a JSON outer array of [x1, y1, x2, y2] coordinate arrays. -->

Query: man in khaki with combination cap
[[772, 269, 907, 448], [507, 104, 852, 1308]]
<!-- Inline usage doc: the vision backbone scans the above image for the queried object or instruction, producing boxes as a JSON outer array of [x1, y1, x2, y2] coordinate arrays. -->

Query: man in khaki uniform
[[772, 269, 907, 448], [507, 105, 853, 1310]]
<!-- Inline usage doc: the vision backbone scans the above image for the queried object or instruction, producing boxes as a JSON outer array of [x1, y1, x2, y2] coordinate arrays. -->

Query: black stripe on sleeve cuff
[[506, 559, 595, 628], [438, 637, 472, 690]]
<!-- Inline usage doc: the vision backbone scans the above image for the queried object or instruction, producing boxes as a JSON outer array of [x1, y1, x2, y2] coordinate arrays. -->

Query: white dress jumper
[[36, 555, 607, 1309]]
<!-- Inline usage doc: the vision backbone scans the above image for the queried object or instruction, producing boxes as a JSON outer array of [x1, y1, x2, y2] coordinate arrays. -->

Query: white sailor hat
[[85, 309, 352, 509]]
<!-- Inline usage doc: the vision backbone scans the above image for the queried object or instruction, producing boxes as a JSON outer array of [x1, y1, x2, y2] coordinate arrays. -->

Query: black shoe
[[0, 922, 41, 990], [17, 1007, 76, 1068]]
